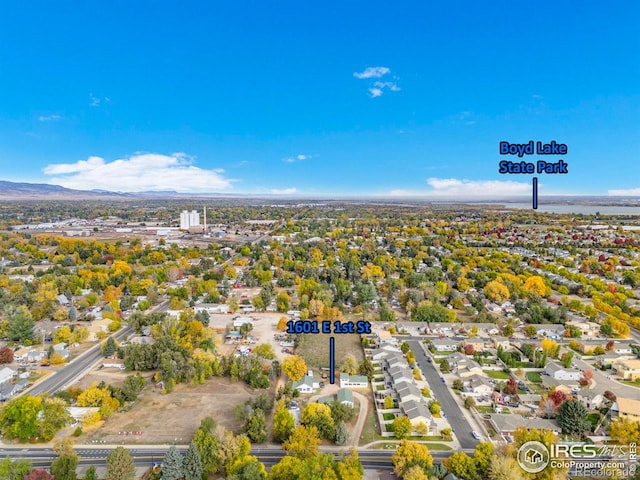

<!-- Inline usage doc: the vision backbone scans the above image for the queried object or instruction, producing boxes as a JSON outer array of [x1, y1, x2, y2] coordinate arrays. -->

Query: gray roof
[[490, 413, 560, 433], [401, 399, 432, 421]]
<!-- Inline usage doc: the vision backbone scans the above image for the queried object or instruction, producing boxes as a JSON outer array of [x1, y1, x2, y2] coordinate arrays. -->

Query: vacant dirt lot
[[82, 377, 258, 444]]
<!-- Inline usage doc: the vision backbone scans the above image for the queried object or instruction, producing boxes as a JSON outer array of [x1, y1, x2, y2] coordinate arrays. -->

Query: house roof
[[401, 399, 432, 421], [396, 381, 422, 400], [340, 372, 368, 384], [337, 388, 353, 404], [614, 397, 640, 415], [490, 413, 560, 433], [292, 375, 315, 390]]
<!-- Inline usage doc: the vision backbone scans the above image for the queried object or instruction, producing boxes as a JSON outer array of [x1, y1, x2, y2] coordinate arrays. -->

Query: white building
[[180, 210, 201, 230]]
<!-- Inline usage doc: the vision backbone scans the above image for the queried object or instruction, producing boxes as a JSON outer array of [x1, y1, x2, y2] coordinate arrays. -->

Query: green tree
[[439, 359, 450, 374], [560, 351, 574, 369], [5, 305, 35, 342], [0, 395, 42, 441], [105, 447, 135, 480], [273, 402, 295, 444], [503, 324, 514, 338], [524, 325, 538, 338], [357, 358, 374, 380], [102, 336, 117, 357], [121, 374, 145, 402], [245, 409, 268, 444], [340, 354, 358, 375], [335, 421, 349, 446], [252, 343, 276, 360], [183, 441, 204, 480], [193, 418, 220, 475], [161, 445, 184, 480], [50, 453, 78, 480], [83, 466, 98, 480], [392, 416, 412, 439], [384, 396, 394, 409], [0, 457, 32, 480], [557, 399, 589, 437]]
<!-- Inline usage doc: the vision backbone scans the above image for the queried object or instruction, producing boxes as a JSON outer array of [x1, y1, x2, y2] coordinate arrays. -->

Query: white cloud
[[270, 188, 297, 195], [38, 115, 61, 122], [89, 94, 111, 107], [284, 154, 312, 163], [353, 66, 390, 79], [43, 152, 233, 192], [608, 188, 640, 196], [373, 81, 400, 92], [368, 88, 383, 98], [425, 177, 530, 196]]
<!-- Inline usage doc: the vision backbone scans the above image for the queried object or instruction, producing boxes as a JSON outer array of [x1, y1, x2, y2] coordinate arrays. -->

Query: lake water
[[503, 203, 640, 215]]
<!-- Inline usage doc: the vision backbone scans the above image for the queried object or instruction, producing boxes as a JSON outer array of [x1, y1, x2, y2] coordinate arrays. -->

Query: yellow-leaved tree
[[282, 355, 307, 382]]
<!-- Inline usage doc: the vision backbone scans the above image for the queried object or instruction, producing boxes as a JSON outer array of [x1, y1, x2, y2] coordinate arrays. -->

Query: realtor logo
[[517, 441, 550, 473]]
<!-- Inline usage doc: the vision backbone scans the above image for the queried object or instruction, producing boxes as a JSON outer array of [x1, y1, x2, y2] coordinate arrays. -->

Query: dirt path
[[349, 391, 369, 447]]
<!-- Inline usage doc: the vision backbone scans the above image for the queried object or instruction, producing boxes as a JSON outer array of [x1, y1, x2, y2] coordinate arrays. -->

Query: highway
[[407, 339, 479, 450], [0, 445, 462, 470]]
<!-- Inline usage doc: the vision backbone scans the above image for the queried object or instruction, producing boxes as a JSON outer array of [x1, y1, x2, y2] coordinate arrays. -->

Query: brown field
[[296, 329, 364, 371], [81, 377, 259, 444]]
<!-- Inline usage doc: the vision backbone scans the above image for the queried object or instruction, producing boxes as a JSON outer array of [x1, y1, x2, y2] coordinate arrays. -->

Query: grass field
[[296, 331, 364, 371], [484, 370, 511, 380], [526, 372, 542, 383], [383, 413, 395, 421]]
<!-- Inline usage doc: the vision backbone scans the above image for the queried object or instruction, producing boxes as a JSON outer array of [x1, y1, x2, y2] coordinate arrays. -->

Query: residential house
[[337, 388, 354, 408], [0, 379, 29, 401], [53, 342, 68, 351], [565, 320, 600, 338], [489, 413, 561, 439], [401, 399, 433, 430], [395, 381, 423, 403], [232, 317, 254, 328], [576, 390, 605, 410], [0, 368, 16, 386], [193, 303, 229, 315], [463, 338, 486, 352], [613, 358, 640, 381], [13, 347, 32, 363], [292, 375, 319, 394], [339, 373, 368, 389], [466, 374, 493, 397], [597, 351, 633, 369], [389, 365, 414, 385], [545, 362, 582, 381], [431, 339, 458, 352], [456, 359, 483, 378], [491, 337, 512, 350], [610, 397, 640, 421], [102, 359, 125, 370], [26, 351, 47, 363]]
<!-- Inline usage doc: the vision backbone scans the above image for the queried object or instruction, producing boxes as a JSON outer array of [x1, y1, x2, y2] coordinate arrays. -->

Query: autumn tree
[[283, 425, 321, 459], [282, 355, 307, 382], [0, 457, 32, 480], [524, 276, 548, 297], [444, 451, 477, 480], [0, 347, 14, 364], [474, 442, 494, 479], [484, 281, 510, 303], [273, 401, 295, 443], [392, 440, 433, 478], [609, 417, 640, 444], [23, 470, 54, 480], [392, 416, 412, 439], [301, 403, 335, 440], [340, 354, 358, 375]]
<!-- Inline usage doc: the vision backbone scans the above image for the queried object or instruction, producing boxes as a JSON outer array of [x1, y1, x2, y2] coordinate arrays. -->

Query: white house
[[545, 362, 581, 381], [339, 373, 368, 389], [292, 375, 319, 393], [0, 368, 16, 386], [431, 339, 458, 352], [102, 359, 125, 370], [233, 317, 254, 328]]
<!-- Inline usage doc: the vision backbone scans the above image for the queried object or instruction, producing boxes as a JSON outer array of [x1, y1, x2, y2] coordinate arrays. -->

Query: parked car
[[472, 431, 481, 440]]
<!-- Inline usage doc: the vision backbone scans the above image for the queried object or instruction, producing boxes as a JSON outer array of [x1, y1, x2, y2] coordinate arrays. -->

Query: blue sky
[[0, 1, 638, 197]]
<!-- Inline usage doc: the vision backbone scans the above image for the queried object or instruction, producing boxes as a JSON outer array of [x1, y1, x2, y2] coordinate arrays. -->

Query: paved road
[[26, 326, 134, 396], [0, 445, 464, 469], [569, 350, 640, 398], [407, 339, 479, 450]]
